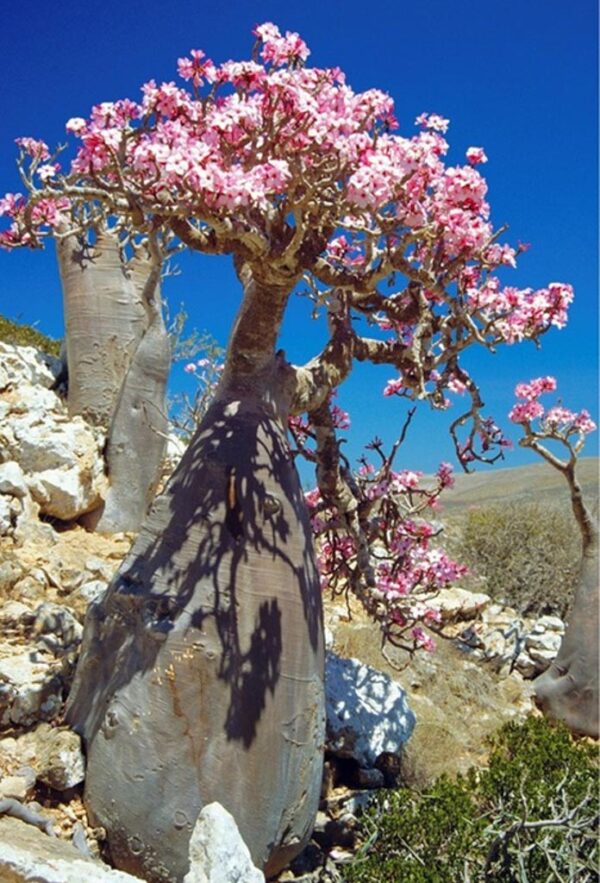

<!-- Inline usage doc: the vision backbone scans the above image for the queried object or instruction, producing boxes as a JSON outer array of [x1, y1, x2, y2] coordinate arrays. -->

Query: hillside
[[440, 457, 599, 514]]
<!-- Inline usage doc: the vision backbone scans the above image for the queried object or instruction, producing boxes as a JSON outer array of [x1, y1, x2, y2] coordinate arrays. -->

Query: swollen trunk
[[57, 229, 147, 427], [534, 535, 599, 737], [66, 389, 325, 881]]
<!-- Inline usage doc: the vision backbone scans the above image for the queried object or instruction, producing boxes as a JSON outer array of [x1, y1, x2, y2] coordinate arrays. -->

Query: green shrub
[[346, 716, 599, 882], [0, 315, 61, 357], [450, 502, 580, 617]]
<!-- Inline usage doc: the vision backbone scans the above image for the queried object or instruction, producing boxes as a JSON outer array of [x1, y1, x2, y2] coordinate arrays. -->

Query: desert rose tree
[[0, 24, 574, 880], [7, 140, 172, 533], [510, 378, 598, 737]]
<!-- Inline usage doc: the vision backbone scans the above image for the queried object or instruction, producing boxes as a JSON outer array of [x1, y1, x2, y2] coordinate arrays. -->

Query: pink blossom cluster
[[466, 280, 573, 343], [296, 420, 466, 653], [0, 20, 552, 291], [509, 377, 597, 437]]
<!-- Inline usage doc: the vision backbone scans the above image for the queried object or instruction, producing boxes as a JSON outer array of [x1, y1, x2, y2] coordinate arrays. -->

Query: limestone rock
[[0, 342, 61, 389], [0, 461, 29, 498], [32, 465, 105, 521], [325, 652, 415, 768], [78, 580, 109, 605], [0, 495, 14, 536], [425, 587, 491, 623], [0, 648, 65, 730], [0, 815, 141, 882], [183, 802, 265, 883], [29, 724, 86, 791]]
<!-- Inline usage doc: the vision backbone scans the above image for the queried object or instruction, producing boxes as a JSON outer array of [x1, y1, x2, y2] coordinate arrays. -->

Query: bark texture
[[57, 228, 147, 426], [58, 229, 169, 533], [95, 259, 170, 534], [534, 468, 599, 737], [66, 380, 325, 880], [534, 539, 599, 737]]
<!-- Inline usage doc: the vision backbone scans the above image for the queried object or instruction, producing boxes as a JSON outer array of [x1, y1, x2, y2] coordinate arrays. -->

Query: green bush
[[450, 502, 580, 617], [0, 315, 61, 357], [346, 716, 599, 882]]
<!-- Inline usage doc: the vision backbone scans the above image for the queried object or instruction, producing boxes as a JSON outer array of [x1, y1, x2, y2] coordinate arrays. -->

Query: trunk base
[[66, 396, 325, 881]]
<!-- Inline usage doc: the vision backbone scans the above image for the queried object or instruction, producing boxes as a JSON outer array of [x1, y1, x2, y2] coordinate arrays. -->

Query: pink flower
[[415, 113, 450, 133], [183, 363, 197, 373], [65, 117, 87, 136], [383, 377, 404, 397], [15, 137, 50, 160], [411, 626, 436, 652], [509, 400, 544, 424], [177, 49, 216, 88], [436, 462, 455, 489], [466, 146, 488, 166], [0, 193, 24, 218]]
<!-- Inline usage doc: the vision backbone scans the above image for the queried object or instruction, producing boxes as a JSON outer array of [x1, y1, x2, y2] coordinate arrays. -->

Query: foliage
[[452, 501, 580, 616], [0, 314, 61, 356], [346, 716, 599, 882]]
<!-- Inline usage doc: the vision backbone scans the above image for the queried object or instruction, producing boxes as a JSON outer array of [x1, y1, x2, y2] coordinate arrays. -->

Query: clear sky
[[1, 0, 597, 475]]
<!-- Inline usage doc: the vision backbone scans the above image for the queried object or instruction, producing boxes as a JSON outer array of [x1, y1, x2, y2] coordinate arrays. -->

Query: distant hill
[[440, 458, 599, 514]]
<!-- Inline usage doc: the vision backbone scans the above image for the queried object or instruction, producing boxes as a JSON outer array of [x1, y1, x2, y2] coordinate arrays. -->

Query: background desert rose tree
[[8, 140, 171, 532], [0, 23, 575, 879], [510, 378, 598, 737]]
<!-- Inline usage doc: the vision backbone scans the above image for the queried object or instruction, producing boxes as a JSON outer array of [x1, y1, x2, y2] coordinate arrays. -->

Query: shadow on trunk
[[66, 392, 324, 881]]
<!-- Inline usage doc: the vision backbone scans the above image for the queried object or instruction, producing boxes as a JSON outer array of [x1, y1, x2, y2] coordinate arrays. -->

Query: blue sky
[[1, 0, 597, 476]]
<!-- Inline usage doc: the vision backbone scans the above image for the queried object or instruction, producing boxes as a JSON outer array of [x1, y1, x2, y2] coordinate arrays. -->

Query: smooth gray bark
[[57, 229, 169, 533], [534, 536, 599, 737], [534, 465, 599, 737], [56, 228, 147, 427], [94, 260, 170, 534], [66, 377, 325, 881]]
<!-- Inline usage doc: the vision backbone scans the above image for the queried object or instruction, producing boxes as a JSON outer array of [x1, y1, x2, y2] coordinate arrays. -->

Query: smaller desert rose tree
[[0, 23, 576, 880], [510, 378, 598, 737]]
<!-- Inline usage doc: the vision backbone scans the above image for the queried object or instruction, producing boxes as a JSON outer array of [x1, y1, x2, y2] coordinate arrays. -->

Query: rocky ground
[[0, 341, 565, 882]]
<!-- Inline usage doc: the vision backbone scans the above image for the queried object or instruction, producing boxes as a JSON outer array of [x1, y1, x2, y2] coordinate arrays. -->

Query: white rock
[[183, 802, 265, 883], [30, 725, 86, 791], [426, 587, 491, 623], [0, 648, 64, 729], [0, 815, 141, 881], [5, 385, 63, 425], [534, 615, 565, 634], [0, 342, 61, 389], [325, 651, 415, 768], [78, 580, 109, 605], [0, 495, 14, 536], [12, 418, 101, 474], [32, 465, 105, 521], [525, 631, 562, 654], [0, 461, 29, 498], [528, 646, 558, 668]]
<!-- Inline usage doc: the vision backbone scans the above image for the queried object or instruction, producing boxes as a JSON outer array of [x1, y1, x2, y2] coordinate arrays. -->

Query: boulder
[[28, 724, 86, 791], [0, 461, 29, 498], [0, 815, 141, 882], [325, 652, 415, 768], [183, 802, 265, 883], [0, 648, 65, 730], [425, 587, 491, 623], [32, 465, 105, 521]]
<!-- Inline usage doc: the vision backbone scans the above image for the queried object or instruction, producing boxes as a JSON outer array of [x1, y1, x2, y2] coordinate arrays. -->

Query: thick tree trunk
[[56, 228, 147, 427], [534, 467, 599, 737], [94, 257, 170, 534], [534, 538, 599, 737], [57, 229, 170, 533], [66, 370, 325, 880]]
